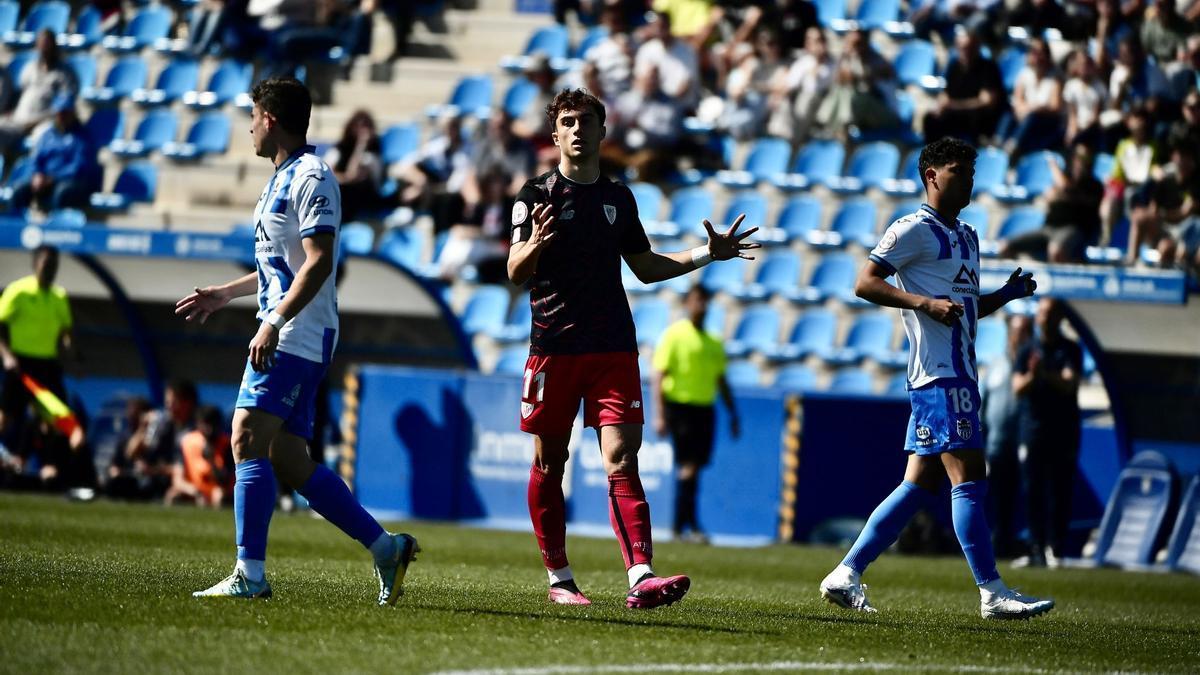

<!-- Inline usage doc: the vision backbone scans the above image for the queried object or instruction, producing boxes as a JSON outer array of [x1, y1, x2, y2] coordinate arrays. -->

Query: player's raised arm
[[978, 266, 1037, 318], [175, 272, 257, 324], [624, 213, 760, 284]]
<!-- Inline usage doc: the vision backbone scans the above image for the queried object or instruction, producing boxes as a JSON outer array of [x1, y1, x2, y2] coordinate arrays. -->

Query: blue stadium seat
[[998, 47, 1027, 92], [813, 0, 846, 27], [183, 60, 252, 109], [102, 5, 171, 52], [61, 5, 103, 50], [856, 0, 913, 35], [881, 148, 921, 197], [789, 252, 857, 304], [811, 198, 877, 249], [973, 146, 1010, 197], [773, 363, 818, 392], [44, 207, 85, 227], [716, 137, 792, 188], [377, 228, 425, 269], [830, 368, 875, 394], [733, 250, 801, 301], [82, 57, 147, 104], [994, 151, 1063, 202], [763, 308, 836, 361], [0, 155, 30, 204], [493, 345, 529, 376], [1165, 476, 1200, 574], [495, 293, 532, 343], [501, 24, 569, 72], [774, 195, 822, 243], [427, 74, 494, 118], [825, 312, 894, 366], [5, 50, 34, 88], [65, 53, 96, 90], [725, 305, 781, 358], [0, 1, 18, 35], [161, 112, 230, 160], [83, 107, 125, 148], [5, 1, 70, 47], [885, 371, 909, 396], [700, 256, 749, 295], [703, 301, 727, 336], [573, 25, 608, 59], [829, 142, 901, 194], [1093, 152, 1115, 182], [887, 200, 923, 227], [632, 298, 671, 347], [894, 40, 941, 90], [975, 317, 1007, 365], [90, 161, 156, 212], [771, 139, 845, 191], [131, 59, 199, 106], [501, 78, 538, 118], [957, 204, 990, 238], [629, 182, 664, 224], [665, 186, 713, 239], [459, 285, 510, 337], [709, 191, 767, 238], [380, 123, 420, 166], [995, 206, 1046, 241], [110, 109, 177, 157], [339, 222, 375, 256], [1093, 451, 1177, 568], [724, 360, 762, 388]]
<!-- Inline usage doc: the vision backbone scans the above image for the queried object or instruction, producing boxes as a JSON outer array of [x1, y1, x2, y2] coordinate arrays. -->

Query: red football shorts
[[518, 352, 644, 435]]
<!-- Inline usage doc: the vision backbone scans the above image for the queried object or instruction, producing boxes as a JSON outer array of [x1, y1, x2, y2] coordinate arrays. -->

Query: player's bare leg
[[599, 423, 690, 609], [530, 432, 587, 604]]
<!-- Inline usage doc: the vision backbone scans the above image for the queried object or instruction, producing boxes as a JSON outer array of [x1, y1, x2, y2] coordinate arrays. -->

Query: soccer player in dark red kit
[[507, 89, 758, 609]]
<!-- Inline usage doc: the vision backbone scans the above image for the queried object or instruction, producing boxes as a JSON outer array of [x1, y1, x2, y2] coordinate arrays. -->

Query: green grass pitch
[[2, 492, 1198, 673]]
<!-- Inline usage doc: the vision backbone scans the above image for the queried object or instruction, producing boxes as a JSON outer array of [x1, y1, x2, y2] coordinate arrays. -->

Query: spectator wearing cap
[[9, 95, 102, 214], [922, 28, 1006, 145], [0, 29, 77, 152]]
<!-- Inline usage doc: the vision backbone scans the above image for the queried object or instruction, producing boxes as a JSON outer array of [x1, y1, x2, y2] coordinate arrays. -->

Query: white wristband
[[690, 245, 713, 268], [265, 311, 286, 330]]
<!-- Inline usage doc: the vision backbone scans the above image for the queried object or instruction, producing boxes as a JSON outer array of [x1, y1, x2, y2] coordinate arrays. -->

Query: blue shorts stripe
[[926, 223, 952, 259]]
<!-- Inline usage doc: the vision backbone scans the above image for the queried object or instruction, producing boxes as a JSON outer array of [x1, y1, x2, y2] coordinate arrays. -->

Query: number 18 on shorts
[[903, 377, 982, 455]]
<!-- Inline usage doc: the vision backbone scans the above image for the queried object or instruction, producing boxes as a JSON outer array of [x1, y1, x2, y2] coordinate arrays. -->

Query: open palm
[[702, 213, 761, 261]]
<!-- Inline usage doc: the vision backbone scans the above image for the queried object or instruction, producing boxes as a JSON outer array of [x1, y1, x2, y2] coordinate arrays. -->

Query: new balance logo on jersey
[[630, 400, 641, 409], [953, 265, 979, 286]]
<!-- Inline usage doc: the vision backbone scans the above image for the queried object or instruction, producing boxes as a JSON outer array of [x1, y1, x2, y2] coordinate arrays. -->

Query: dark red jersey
[[511, 168, 651, 355]]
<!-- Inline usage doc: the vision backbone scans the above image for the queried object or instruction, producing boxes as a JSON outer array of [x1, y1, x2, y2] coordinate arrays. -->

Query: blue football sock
[[298, 464, 386, 553], [951, 480, 1001, 585], [234, 458, 277, 562], [843, 481, 936, 574]]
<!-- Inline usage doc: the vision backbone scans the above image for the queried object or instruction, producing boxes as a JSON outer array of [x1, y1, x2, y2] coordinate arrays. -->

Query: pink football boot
[[548, 583, 592, 606], [626, 574, 690, 609]]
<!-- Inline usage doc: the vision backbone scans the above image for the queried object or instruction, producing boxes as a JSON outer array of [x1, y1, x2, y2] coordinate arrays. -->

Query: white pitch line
[[433, 661, 1057, 675]]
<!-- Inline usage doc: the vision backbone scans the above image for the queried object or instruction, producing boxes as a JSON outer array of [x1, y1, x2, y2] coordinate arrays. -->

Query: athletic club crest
[[956, 418, 973, 440], [604, 204, 617, 224], [521, 401, 534, 419]]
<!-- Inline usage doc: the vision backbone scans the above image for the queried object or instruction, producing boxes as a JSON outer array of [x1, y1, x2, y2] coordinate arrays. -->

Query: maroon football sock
[[528, 464, 569, 570], [608, 471, 653, 568]]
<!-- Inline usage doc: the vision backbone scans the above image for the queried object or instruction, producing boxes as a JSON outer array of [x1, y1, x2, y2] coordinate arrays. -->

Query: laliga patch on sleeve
[[878, 229, 898, 252], [512, 202, 529, 226]]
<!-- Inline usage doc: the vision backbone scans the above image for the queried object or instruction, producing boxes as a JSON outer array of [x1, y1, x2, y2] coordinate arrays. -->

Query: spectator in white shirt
[[1062, 49, 1108, 150], [766, 26, 834, 142], [634, 12, 701, 110], [999, 37, 1064, 156]]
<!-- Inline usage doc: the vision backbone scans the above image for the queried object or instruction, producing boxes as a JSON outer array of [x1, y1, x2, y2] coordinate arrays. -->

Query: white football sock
[[979, 578, 1008, 601], [236, 559, 265, 583], [628, 563, 654, 588], [547, 566, 574, 585], [368, 532, 396, 564]]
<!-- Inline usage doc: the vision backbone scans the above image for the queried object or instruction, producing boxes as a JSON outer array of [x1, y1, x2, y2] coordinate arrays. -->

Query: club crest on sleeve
[[512, 202, 529, 226], [604, 204, 617, 224], [956, 418, 973, 441]]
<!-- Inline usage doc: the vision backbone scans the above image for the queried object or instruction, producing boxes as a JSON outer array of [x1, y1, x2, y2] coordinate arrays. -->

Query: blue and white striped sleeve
[[293, 168, 340, 238], [869, 217, 923, 276]]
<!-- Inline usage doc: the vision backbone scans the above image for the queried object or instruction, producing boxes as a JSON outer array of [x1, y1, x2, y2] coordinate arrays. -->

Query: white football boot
[[981, 587, 1055, 620], [819, 564, 876, 613]]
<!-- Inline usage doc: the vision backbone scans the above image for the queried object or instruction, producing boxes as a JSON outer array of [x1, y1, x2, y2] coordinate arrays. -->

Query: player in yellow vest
[[652, 285, 739, 543]]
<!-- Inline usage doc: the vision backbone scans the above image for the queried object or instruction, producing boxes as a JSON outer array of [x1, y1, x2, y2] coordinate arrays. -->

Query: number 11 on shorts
[[524, 369, 545, 402]]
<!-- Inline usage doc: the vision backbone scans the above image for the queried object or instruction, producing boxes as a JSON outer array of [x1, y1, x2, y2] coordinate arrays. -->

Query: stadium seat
[[789, 252, 857, 304], [829, 142, 901, 194], [813, 0, 846, 27], [83, 107, 125, 148], [459, 285, 510, 337], [44, 207, 85, 227], [894, 40, 942, 90], [131, 59, 199, 106], [1092, 450, 1177, 568], [825, 312, 895, 366], [881, 148, 921, 197], [377, 228, 425, 269], [632, 298, 671, 347], [65, 53, 96, 90], [0, 1, 18, 36], [699, 256, 749, 295], [703, 300, 727, 336], [974, 317, 1007, 365], [810, 198, 877, 249], [724, 360, 762, 388], [81, 56, 147, 104], [110, 109, 177, 157], [725, 305, 781, 358], [60, 5, 103, 50], [494, 293, 532, 343], [340, 222, 375, 256], [994, 206, 1046, 242], [972, 146, 1010, 197], [854, 0, 913, 36], [102, 5, 171, 52], [997, 46, 1027, 92], [710, 191, 767, 238], [885, 371, 909, 396], [733, 250, 801, 301], [5, 0, 70, 48], [182, 60, 252, 109], [90, 161, 156, 212], [161, 112, 231, 160], [957, 204, 990, 238], [1165, 476, 1200, 574], [628, 182, 664, 227], [500, 24, 569, 72], [572, 25, 608, 60], [995, 151, 1063, 202], [493, 345, 529, 376], [771, 139, 845, 191], [5, 50, 34, 88], [0, 155, 31, 204], [773, 195, 822, 243], [829, 368, 875, 395], [716, 137, 792, 188], [887, 200, 923, 227], [763, 308, 836, 361], [664, 186, 713, 239], [380, 123, 420, 166], [427, 74, 494, 118], [501, 78, 538, 119], [1093, 152, 1115, 182], [773, 363, 818, 392]]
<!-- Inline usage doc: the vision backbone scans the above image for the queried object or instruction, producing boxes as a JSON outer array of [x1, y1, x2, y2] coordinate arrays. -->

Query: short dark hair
[[32, 245, 58, 261], [167, 379, 198, 404], [686, 285, 713, 302], [250, 77, 311, 136], [545, 88, 606, 129], [919, 137, 977, 186]]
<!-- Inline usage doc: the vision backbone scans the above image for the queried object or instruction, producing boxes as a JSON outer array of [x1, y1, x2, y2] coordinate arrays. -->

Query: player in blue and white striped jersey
[[819, 138, 1056, 620], [176, 78, 417, 605]]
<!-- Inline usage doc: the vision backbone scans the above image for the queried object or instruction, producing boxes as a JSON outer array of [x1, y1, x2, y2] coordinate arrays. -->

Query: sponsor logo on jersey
[[915, 425, 934, 446], [309, 194, 334, 216], [631, 400, 641, 409], [512, 201, 528, 226], [604, 204, 617, 225], [254, 221, 270, 243], [956, 418, 973, 441], [953, 264, 979, 286]]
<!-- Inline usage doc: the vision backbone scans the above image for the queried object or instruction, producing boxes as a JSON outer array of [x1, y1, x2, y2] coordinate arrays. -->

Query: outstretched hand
[[1002, 267, 1037, 301], [175, 286, 231, 324], [702, 213, 761, 262]]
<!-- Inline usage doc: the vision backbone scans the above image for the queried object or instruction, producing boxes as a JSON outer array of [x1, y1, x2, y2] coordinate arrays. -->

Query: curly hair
[[918, 137, 977, 186], [544, 88, 606, 129], [250, 77, 311, 136]]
